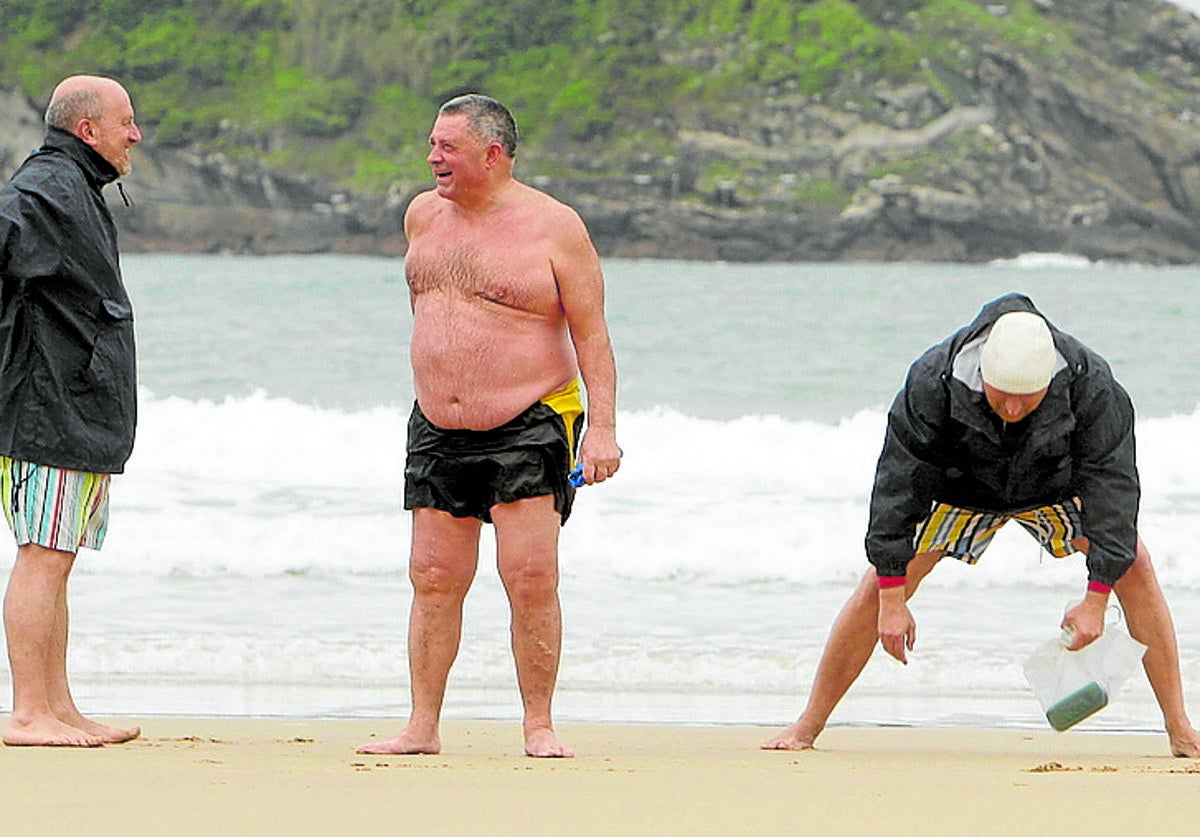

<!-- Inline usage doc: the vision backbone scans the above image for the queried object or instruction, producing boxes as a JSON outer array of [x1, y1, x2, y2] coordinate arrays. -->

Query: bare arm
[[402, 192, 436, 313], [552, 207, 620, 484]]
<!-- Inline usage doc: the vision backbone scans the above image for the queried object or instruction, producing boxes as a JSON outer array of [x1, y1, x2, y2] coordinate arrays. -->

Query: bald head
[[45, 76, 124, 130], [44, 75, 141, 176]]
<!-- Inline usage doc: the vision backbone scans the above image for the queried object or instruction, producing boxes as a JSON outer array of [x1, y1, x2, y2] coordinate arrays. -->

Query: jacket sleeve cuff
[[1087, 580, 1113, 595], [877, 575, 907, 590]]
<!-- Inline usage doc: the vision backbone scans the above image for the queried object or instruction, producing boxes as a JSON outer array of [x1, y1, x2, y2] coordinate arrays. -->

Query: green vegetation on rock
[[0, 0, 1165, 199]]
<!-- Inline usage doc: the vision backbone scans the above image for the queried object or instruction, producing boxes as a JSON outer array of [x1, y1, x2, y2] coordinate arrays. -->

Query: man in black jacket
[[764, 293, 1200, 757], [0, 75, 141, 747]]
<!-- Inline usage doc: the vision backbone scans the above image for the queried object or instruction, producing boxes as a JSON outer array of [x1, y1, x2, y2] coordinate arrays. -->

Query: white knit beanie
[[979, 311, 1056, 394]]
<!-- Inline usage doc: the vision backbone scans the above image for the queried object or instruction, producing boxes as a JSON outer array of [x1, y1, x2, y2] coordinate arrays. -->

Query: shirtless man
[[357, 94, 620, 758]]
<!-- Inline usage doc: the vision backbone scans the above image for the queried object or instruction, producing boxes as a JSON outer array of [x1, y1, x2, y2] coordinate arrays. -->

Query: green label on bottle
[[1046, 682, 1109, 731]]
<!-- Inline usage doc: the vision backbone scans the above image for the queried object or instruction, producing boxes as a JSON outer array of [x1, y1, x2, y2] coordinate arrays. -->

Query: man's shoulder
[[1067, 342, 1129, 404], [403, 189, 448, 236], [5, 151, 81, 202], [893, 340, 955, 416], [405, 189, 439, 216], [2, 157, 59, 227], [514, 179, 577, 213], [907, 333, 956, 381], [510, 181, 589, 242], [0, 177, 18, 216]]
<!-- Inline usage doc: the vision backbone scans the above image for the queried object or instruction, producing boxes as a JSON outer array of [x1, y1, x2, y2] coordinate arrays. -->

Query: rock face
[[1, 90, 407, 256], [0, 87, 47, 177], [114, 145, 408, 256], [7, 1, 1200, 263], [540, 24, 1200, 264]]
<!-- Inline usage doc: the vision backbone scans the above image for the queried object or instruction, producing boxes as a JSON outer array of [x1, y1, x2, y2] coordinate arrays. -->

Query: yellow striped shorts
[[1, 456, 111, 553], [913, 499, 1083, 564]]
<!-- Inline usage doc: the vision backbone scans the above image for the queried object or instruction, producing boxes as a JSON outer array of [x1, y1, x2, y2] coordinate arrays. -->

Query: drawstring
[[9, 461, 33, 519], [117, 182, 133, 207]]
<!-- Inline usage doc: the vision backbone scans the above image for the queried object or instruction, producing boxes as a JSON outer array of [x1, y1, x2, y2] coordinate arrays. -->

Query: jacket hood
[[961, 293, 1040, 344], [950, 293, 1070, 395]]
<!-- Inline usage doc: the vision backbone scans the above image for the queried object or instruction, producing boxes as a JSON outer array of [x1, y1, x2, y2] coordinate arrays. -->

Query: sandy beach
[[2, 719, 1198, 835]]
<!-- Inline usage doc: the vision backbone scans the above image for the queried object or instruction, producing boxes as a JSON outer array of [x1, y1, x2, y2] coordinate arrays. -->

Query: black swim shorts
[[403, 384, 585, 524]]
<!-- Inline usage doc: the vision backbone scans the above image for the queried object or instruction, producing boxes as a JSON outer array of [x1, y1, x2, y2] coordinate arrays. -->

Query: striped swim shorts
[[913, 499, 1083, 564], [1, 456, 111, 553]]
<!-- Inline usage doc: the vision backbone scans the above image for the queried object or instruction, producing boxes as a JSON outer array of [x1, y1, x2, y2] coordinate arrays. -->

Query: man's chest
[[406, 236, 559, 315]]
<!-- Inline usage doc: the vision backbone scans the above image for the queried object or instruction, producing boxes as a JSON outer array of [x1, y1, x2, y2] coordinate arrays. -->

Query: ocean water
[[3, 253, 1200, 734]]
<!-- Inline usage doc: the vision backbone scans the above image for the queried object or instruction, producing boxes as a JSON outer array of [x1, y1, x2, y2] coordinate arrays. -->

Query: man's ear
[[76, 117, 99, 148], [485, 141, 504, 168]]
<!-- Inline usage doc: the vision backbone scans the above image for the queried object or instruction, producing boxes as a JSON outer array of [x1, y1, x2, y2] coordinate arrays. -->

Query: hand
[[1061, 591, 1108, 650], [576, 429, 621, 485], [878, 587, 916, 664]]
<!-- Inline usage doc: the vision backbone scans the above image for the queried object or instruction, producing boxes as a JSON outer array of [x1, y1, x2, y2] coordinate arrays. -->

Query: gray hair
[[439, 94, 518, 158], [45, 88, 101, 130]]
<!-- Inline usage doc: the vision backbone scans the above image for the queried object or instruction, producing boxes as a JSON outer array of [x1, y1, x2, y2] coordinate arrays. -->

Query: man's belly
[[412, 347, 577, 431], [410, 296, 577, 430]]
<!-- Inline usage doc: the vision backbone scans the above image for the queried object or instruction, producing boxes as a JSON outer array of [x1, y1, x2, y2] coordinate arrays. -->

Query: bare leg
[[3, 545, 100, 747], [357, 509, 481, 755], [493, 496, 573, 758], [45, 583, 139, 744], [762, 551, 943, 751], [1111, 537, 1200, 757]]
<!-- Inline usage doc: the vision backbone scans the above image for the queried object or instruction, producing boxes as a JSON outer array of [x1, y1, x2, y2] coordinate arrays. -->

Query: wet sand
[[2, 719, 1197, 835]]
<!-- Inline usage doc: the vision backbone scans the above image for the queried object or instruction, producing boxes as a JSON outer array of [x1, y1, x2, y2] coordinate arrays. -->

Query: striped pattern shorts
[[1, 456, 111, 553], [913, 499, 1083, 564]]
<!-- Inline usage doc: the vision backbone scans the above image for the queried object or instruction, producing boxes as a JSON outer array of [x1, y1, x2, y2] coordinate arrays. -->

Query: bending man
[[764, 293, 1200, 757]]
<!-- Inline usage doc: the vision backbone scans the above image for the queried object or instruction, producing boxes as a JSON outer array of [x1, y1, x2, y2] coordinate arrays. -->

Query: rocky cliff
[[6, 0, 1200, 263], [2, 84, 406, 256]]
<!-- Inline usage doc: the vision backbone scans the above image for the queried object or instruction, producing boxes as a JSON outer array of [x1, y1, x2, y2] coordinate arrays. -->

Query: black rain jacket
[[0, 127, 137, 473], [866, 293, 1138, 588]]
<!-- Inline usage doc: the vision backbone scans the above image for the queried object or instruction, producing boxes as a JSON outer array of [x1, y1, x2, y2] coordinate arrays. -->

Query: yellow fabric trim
[[1012, 505, 1077, 558], [0, 455, 13, 533], [540, 380, 584, 464]]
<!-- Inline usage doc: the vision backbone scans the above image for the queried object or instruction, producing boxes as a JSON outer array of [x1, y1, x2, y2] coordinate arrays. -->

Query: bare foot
[[1168, 727, 1200, 758], [3, 716, 103, 747], [761, 721, 819, 751], [52, 706, 140, 744], [356, 726, 440, 755], [524, 726, 574, 758], [73, 718, 141, 744]]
